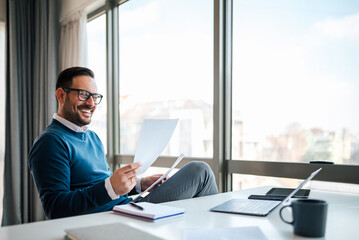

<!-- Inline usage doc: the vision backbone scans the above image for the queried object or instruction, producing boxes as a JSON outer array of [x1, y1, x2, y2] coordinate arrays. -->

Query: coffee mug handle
[[279, 205, 294, 225]]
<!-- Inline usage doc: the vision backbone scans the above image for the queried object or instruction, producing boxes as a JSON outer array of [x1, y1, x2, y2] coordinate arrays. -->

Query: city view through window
[[115, 0, 359, 166], [118, 0, 213, 158], [88, 1, 359, 190], [232, 0, 359, 190], [232, 0, 359, 166]]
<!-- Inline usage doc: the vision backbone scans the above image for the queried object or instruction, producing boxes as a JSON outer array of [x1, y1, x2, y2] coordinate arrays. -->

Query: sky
[[232, 0, 359, 139], [118, 0, 213, 104]]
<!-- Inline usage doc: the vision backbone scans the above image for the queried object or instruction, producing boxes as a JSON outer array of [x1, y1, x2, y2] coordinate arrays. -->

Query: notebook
[[210, 168, 322, 216], [113, 202, 185, 221]]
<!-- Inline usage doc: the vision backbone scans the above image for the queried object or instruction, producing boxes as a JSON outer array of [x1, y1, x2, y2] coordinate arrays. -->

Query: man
[[28, 66, 218, 219]]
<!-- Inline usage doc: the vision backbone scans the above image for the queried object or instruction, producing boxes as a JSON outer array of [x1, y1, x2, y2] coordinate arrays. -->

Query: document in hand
[[134, 119, 179, 175], [113, 202, 185, 221]]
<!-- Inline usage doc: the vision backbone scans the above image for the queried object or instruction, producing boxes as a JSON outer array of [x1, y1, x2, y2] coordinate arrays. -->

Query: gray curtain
[[2, 0, 59, 226]]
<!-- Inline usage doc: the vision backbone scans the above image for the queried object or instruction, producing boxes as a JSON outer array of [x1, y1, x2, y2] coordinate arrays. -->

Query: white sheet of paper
[[182, 226, 268, 240], [134, 119, 179, 175]]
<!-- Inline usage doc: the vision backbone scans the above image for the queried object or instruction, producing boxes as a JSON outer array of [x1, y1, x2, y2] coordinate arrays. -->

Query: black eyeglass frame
[[62, 87, 103, 105]]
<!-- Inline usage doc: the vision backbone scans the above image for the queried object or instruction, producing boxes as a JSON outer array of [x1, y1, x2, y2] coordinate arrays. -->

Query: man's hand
[[141, 174, 168, 192], [110, 162, 141, 196]]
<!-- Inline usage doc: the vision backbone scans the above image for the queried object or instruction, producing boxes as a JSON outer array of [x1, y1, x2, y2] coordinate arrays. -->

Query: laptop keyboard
[[232, 199, 281, 215]]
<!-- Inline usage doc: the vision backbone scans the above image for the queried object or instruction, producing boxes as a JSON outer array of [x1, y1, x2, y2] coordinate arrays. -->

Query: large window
[[87, 0, 359, 192], [118, 0, 213, 158], [232, 1, 359, 165], [231, 0, 359, 190], [87, 14, 108, 150]]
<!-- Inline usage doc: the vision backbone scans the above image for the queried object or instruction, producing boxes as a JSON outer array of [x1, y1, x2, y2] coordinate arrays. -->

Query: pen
[[129, 202, 144, 211]]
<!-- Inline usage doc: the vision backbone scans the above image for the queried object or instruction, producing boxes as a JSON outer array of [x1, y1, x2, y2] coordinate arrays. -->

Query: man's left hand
[[141, 174, 168, 192]]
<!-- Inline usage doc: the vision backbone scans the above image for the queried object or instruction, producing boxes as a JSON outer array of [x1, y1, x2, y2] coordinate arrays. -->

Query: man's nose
[[85, 96, 96, 106]]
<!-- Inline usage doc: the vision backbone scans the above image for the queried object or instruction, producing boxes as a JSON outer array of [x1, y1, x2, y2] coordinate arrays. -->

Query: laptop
[[210, 168, 322, 217]]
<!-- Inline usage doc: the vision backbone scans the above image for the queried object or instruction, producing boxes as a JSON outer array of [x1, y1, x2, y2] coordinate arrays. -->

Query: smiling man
[[58, 74, 99, 126], [28, 67, 218, 219]]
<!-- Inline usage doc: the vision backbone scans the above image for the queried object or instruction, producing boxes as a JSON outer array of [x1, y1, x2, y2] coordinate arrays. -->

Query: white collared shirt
[[53, 113, 88, 132], [53, 114, 142, 200]]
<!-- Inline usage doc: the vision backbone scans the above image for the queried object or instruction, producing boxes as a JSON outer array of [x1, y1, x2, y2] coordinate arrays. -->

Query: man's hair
[[56, 67, 95, 90]]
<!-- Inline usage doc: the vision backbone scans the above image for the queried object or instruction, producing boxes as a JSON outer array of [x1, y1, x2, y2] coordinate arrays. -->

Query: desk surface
[[1, 186, 358, 240]]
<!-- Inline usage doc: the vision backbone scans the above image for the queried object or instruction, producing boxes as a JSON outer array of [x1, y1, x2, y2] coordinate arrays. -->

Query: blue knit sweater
[[28, 119, 131, 219]]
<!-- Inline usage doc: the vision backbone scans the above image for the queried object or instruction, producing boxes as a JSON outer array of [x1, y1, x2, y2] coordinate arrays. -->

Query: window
[[87, 14, 108, 151], [233, 174, 302, 191], [87, 0, 359, 192], [231, 0, 359, 189], [232, 1, 359, 164], [118, 0, 213, 158]]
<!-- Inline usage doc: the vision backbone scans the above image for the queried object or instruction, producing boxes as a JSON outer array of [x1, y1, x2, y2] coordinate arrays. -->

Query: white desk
[[1, 186, 358, 240]]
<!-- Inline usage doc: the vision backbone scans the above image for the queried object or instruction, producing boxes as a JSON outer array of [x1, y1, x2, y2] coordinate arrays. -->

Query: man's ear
[[55, 88, 65, 103]]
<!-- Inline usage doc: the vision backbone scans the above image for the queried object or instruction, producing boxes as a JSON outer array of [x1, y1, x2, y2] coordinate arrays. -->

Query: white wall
[[0, 0, 6, 22], [60, 0, 105, 21]]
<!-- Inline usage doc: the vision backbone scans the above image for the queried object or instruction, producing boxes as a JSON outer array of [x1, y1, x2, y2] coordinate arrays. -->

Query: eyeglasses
[[62, 88, 103, 105]]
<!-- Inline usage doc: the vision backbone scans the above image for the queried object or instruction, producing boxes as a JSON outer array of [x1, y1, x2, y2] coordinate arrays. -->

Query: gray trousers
[[139, 161, 218, 203]]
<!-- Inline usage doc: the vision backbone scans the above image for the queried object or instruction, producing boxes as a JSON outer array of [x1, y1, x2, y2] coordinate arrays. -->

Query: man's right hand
[[109, 162, 141, 196]]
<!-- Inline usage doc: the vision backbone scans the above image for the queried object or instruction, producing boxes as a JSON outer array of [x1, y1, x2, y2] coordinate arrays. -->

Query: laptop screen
[[281, 168, 322, 205]]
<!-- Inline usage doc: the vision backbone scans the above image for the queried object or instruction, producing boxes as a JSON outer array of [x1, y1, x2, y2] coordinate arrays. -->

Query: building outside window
[[86, 0, 359, 191], [232, 0, 359, 189], [118, 0, 214, 159]]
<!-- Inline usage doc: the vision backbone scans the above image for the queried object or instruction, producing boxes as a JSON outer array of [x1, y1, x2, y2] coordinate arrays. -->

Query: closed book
[[113, 202, 185, 221]]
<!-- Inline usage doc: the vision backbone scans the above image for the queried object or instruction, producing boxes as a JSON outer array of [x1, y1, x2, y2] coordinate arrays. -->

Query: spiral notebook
[[113, 202, 185, 221]]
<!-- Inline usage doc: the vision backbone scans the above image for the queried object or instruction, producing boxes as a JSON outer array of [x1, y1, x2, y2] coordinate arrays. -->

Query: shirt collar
[[53, 113, 88, 132]]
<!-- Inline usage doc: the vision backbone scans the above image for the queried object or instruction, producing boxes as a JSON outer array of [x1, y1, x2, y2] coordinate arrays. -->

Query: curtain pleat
[[59, 10, 88, 70], [2, 0, 59, 226]]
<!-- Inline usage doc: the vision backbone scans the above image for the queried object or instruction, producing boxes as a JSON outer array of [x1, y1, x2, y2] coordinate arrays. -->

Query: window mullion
[[214, 0, 232, 193], [105, 0, 119, 172]]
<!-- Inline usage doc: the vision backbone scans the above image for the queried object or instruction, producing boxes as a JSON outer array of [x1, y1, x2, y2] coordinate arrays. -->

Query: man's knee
[[182, 161, 218, 196], [183, 161, 214, 178]]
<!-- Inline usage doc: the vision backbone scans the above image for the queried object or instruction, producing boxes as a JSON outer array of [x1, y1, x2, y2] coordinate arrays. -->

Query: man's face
[[60, 75, 99, 127]]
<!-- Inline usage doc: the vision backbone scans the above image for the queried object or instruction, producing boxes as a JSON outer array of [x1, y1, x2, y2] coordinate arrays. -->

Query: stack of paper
[[113, 202, 185, 221]]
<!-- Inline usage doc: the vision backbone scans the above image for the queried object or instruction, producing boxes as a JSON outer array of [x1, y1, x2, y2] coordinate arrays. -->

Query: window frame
[[88, 0, 359, 193], [0, 19, 6, 227]]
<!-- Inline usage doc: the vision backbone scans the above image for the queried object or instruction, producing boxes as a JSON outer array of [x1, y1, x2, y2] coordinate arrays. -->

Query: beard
[[62, 99, 95, 127]]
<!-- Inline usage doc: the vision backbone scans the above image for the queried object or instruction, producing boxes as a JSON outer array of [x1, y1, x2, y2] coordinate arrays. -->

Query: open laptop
[[210, 168, 322, 217]]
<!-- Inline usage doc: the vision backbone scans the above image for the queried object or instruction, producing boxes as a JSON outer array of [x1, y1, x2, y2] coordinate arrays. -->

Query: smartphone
[[266, 188, 310, 198]]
